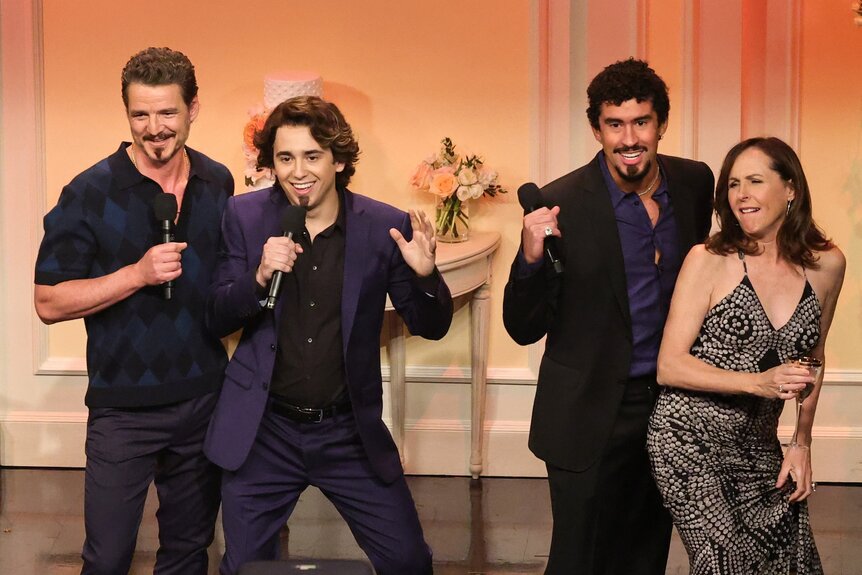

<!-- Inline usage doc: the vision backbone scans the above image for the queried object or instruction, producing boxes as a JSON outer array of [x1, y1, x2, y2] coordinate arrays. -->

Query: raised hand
[[522, 206, 561, 264], [390, 210, 436, 278]]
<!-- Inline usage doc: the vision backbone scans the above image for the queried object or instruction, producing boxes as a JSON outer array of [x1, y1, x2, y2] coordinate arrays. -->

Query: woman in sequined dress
[[646, 137, 845, 575]]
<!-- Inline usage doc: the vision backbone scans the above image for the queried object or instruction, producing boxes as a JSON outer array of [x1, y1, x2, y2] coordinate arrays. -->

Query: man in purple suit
[[204, 96, 452, 575]]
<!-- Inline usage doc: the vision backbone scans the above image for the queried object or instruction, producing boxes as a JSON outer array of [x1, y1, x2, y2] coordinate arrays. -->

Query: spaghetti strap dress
[[646, 253, 823, 574]]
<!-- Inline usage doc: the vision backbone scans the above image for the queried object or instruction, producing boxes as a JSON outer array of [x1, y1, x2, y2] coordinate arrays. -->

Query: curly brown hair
[[706, 137, 832, 268], [121, 47, 198, 108], [586, 59, 670, 130], [254, 96, 360, 190]]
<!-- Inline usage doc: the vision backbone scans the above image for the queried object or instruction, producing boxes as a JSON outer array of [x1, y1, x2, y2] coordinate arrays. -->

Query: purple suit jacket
[[203, 186, 453, 483]]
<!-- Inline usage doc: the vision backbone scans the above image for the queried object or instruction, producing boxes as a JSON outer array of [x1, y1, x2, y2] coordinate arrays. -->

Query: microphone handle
[[545, 242, 564, 275], [264, 231, 294, 310], [161, 220, 175, 300]]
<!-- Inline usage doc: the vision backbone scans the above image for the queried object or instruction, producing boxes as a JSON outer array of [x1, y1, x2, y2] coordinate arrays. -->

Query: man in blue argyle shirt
[[34, 47, 233, 575]]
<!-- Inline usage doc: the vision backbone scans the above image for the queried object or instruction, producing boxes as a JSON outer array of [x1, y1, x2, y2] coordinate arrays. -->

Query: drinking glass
[[788, 356, 822, 446]]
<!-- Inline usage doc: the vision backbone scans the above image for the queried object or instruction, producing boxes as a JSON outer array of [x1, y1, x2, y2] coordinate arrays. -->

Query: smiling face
[[272, 124, 344, 218], [728, 147, 796, 242], [592, 98, 666, 192], [126, 82, 198, 165]]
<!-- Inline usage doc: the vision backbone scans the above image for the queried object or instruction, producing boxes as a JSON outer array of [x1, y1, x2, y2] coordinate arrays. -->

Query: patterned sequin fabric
[[647, 266, 822, 575]]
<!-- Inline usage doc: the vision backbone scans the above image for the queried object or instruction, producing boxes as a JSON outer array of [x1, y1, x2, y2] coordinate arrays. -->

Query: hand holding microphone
[[517, 183, 563, 275], [260, 206, 307, 310], [148, 193, 186, 299]]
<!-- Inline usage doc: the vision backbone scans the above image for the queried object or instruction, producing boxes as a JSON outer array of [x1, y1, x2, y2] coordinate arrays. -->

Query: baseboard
[[2, 414, 861, 481]]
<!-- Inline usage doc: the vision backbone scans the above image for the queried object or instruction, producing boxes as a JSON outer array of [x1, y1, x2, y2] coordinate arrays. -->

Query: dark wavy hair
[[121, 47, 198, 108], [254, 96, 360, 189], [586, 59, 670, 130], [706, 137, 832, 268]]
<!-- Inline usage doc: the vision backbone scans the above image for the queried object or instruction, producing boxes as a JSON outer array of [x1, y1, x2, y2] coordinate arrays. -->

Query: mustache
[[613, 145, 646, 154], [143, 131, 176, 142]]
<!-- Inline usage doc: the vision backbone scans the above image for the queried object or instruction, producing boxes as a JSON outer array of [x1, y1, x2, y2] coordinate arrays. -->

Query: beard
[[614, 158, 652, 183], [143, 131, 179, 162]]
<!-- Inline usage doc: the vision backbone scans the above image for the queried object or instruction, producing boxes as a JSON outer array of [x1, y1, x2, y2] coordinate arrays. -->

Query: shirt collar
[[270, 184, 346, 233], [109, 142, 213, 190]]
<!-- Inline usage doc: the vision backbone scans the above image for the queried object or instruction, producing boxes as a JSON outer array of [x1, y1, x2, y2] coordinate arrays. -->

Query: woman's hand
[[777, 443, 814, 502], [752, 363, 814, 400]]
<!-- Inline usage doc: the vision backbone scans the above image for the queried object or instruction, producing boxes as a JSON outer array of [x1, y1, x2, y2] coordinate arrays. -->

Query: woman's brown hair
[[706, 137, 832, 268]]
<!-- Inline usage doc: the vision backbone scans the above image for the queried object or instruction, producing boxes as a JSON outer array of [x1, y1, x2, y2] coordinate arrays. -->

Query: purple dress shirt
[[598, 151, 681, 378]]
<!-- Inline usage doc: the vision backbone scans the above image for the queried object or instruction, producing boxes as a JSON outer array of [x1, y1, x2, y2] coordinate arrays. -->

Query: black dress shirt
[[270, 203, 346, 407]]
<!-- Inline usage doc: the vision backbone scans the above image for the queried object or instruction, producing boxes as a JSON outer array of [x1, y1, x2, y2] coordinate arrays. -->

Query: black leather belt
[[269, 397, 352, 424]]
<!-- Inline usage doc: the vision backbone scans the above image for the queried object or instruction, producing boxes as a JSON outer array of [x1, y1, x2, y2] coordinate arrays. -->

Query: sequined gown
[[647, 259, 822, 575]]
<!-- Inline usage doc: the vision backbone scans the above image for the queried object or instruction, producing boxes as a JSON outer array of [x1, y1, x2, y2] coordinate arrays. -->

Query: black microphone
[[517, 182, 563, 275], [265, 205, 307, 310], [153, 193, 178, 300]]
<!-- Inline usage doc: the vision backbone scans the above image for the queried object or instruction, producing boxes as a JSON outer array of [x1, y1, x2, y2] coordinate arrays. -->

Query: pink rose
[[409, 161, 434, 191]]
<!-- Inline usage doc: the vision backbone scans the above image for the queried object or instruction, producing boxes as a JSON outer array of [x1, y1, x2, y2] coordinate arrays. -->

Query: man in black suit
[[503, 59, 714, 574]]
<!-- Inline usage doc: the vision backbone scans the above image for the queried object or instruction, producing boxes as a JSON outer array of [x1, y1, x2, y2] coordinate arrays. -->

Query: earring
[[786, 200, 792, 216]]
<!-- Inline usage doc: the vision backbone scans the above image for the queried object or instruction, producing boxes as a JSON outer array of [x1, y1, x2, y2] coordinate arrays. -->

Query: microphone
[[517, 182, 563, 275], [265, 205, 307, 310], [153, 193, 179, 300]]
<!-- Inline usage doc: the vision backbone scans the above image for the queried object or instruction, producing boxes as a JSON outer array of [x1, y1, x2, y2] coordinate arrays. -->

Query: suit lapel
[[661, 157, 699, 253], [265, 187, 292, 326], [581, 160, 632, 331], [341, 191, 369, 350]]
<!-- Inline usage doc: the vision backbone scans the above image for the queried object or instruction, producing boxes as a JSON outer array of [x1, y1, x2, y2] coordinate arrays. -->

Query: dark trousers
[[219, 408, 432, 575], [545, 377, 671, 575], [82, 392, 221, 575]]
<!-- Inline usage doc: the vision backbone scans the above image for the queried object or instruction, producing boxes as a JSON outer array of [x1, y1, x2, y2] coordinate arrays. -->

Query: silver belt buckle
[[310, 408, 324, 423]]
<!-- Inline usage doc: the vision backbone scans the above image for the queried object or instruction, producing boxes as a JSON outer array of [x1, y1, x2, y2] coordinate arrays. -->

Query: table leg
[[470, 283, 492, 479], [387, 312, 407, 465]]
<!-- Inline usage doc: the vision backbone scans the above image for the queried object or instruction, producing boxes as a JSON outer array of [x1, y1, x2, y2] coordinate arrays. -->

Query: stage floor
[[1, 468, 861, 574]]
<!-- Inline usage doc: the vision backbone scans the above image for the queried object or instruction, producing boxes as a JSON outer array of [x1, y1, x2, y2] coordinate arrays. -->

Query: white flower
[[457, 167, 479, 186], [478, 167, 498, 188], [457, 182, 485, 200]]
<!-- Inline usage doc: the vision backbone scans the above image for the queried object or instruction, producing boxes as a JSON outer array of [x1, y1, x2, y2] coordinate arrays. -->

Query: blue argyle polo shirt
[[35, 143, 233, 408]]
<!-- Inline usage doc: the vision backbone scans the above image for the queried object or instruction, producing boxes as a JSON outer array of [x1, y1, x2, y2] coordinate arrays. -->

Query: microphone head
[[281, 205, 307, 236], [517, 182, 542, 212], [153, 193, 178, 221]]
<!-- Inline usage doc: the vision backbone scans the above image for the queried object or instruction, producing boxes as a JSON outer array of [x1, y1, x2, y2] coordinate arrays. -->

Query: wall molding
[[35, 357, 862, 388], [4, 412, 861, 480]]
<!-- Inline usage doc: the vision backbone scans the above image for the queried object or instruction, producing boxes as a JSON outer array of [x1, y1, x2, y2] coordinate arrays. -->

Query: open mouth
[[292, 181, 314, 193], [146, 132, 175, 144], [739, 207, 760, 214], [617, 148, 645, 165]]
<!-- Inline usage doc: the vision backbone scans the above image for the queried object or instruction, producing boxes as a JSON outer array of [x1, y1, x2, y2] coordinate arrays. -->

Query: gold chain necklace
[[636, 169, 660, 197]]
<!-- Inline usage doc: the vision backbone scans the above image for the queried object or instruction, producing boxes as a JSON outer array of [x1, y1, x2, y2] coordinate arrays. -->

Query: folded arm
[[657, 245, 811, 399]]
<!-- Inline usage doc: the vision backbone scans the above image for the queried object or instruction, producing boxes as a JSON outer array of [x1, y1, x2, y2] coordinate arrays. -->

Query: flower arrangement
[[409, 137, 507, 241], [242, 104, 274, 188]]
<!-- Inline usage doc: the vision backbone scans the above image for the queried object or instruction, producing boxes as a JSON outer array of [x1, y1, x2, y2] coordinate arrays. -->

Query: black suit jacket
[[503, 154, 714, 472]]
